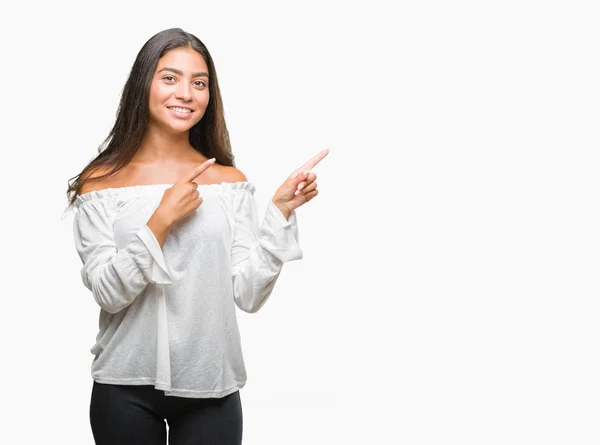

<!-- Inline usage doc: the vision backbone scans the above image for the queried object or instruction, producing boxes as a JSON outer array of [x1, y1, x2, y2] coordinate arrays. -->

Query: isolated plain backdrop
[[0, 0, 599, 444]]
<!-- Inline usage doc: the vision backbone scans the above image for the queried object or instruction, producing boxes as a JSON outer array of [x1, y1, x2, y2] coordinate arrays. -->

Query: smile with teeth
[[169, 106, 192, 113]]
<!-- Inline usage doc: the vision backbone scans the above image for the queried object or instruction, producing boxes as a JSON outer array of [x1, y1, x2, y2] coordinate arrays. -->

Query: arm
[[230, 187, 303, 313], [146, 209, 173, 248], [73, 198, 172, 313], [79, 167, 173, 248]]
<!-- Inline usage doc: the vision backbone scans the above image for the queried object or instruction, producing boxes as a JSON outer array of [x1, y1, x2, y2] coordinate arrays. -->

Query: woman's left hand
[[272, 149, 329, 219]]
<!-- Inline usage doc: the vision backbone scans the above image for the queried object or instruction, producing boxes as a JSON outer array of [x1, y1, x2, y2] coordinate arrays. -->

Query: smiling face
[[147, 47, 210, 135]]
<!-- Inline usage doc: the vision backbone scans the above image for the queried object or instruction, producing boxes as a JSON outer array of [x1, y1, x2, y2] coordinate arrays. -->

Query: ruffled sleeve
[[73, 195, 172, 314], [227, 182, 303, 313]]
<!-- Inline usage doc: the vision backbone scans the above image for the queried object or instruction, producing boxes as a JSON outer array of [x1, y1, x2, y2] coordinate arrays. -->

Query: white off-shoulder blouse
[[72, 181, 302, 398]]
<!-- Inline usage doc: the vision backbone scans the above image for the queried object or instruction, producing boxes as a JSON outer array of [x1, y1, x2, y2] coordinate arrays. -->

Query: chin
[[168, 123, 197, 134], [162, 116, 202, 132]]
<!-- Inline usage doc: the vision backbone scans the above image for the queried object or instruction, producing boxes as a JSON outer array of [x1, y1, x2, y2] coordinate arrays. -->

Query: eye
[[162, 75, 176, 83], [194, 80, 207, 88]]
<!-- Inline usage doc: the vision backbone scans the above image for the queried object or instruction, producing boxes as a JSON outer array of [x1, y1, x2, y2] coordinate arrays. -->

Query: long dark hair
[[65, 28, 234, 208]]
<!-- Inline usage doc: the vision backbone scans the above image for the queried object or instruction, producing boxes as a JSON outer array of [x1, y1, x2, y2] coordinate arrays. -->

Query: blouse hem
[[92, 376, 246, 398]]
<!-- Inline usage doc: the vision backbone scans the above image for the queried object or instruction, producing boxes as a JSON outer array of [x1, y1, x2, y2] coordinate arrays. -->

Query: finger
[[292, 149, 328, 177], [295, 173, 316, 193], [184, 158, 216, 183], [186, 182, 199, 193], [291, 171, 310, 185], [303, 181, 318, 194], [291, 149, 329, 178], [303, 189, 319, 201], [303, 172, 317, 186], [295, 180, 317, 196]]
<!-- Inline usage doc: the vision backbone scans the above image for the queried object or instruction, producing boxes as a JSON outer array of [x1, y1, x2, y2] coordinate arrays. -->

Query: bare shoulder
[[219, 165, 248, 183], [79, 165, 121, 195]]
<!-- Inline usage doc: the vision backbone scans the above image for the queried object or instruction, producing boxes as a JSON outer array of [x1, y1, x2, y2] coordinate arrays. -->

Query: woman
[[66, 27, 327, 445]]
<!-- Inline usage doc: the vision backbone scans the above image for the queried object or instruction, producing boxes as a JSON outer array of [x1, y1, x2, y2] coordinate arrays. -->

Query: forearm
[[81, 228, 173, 313], [232, 202, 302, 313], [146, 208, 173, 248], [75, 200, 173, 314]]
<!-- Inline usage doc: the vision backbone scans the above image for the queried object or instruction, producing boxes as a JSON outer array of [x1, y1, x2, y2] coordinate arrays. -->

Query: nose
[[175, 82, 192, 101]]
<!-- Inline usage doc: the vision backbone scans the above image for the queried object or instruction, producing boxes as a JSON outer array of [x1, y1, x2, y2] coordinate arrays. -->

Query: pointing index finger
[[185, 158, 216, 183], [292, 149, 329, 177]]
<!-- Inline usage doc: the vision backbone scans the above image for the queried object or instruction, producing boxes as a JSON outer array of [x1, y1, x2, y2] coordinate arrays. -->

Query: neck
[[135, 124, 197, 162]]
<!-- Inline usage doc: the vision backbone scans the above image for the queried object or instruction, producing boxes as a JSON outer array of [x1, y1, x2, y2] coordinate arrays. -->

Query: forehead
[[155, 47, 208, 73]]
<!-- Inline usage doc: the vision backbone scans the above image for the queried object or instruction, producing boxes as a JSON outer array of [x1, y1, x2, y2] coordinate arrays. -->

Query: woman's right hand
[[147, 158, 216, 248], [157, 158, 216, 226]]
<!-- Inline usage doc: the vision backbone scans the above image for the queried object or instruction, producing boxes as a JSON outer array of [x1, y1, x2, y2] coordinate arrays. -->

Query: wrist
[[272, 200, 291, 221], [149, 207, 174, 230]]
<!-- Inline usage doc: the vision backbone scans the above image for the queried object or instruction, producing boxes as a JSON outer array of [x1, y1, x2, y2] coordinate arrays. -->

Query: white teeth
[[170, 107, 192, 113]]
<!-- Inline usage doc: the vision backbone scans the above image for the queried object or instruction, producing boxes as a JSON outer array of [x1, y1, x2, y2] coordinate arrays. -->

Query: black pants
[[90, 381, 243, 445]]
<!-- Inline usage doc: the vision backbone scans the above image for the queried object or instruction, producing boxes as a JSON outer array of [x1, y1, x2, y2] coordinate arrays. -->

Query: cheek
[[197, 91, 210, 108], [150, 85, 169, 104]]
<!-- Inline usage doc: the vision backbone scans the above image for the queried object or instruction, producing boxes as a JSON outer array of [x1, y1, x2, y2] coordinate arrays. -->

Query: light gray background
[[0, 0, 598, 444]]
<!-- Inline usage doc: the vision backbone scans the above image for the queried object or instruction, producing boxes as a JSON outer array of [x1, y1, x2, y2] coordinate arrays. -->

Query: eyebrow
[[158, 67, 209, 78]]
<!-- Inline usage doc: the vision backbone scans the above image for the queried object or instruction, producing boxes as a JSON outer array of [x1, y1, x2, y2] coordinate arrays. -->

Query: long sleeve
[[229, 186, 303, 313], [73, 197, 172, 314]]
